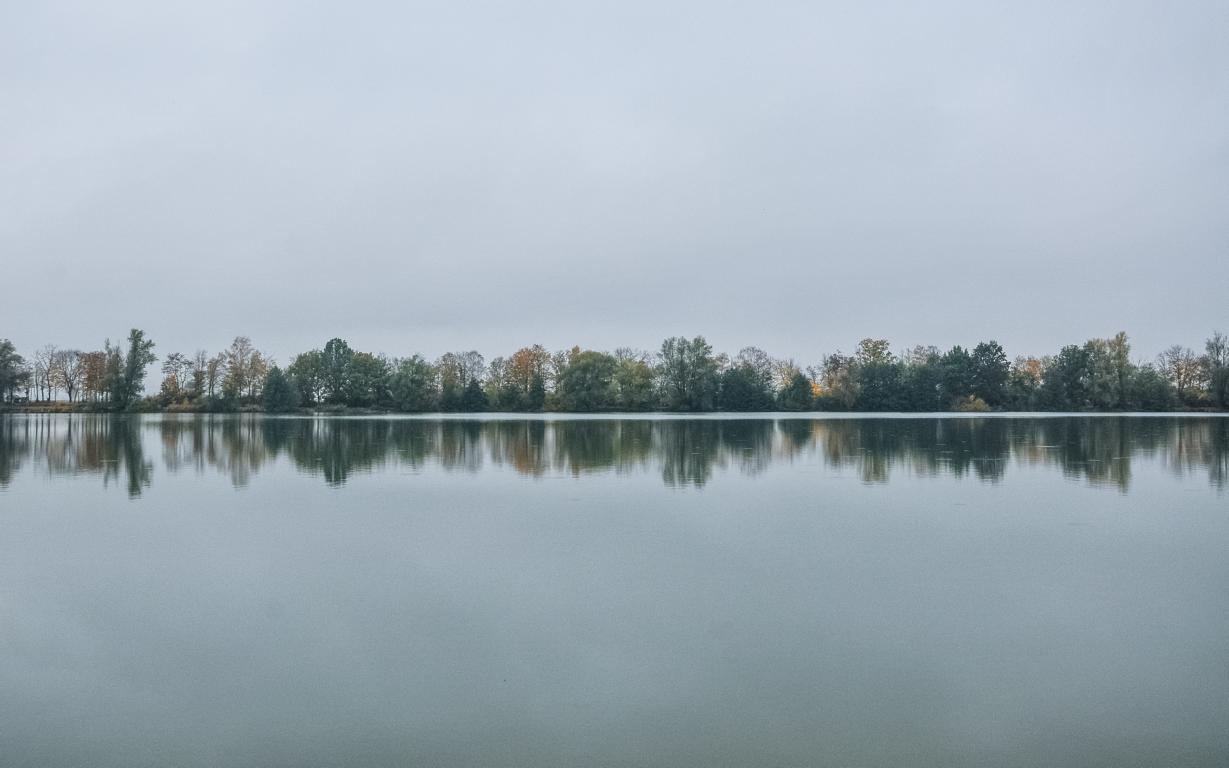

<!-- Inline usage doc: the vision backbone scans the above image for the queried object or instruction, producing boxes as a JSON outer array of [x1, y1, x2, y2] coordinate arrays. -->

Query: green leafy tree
[[288, 350, 326, 405], [437, 351, 484, 412], [109, 329, 156, 409], [389, 355, 439, 412], [1107, 332, 1132, 408], [939, 345, 974, 404], [263, 365, 300, 412], [527, 372, 546, 411], [0, 340, 29, 403], [814, 353, 859, 410], [1081, 332, 1132, 409], [484, 357, 508, 408], [777, 370, 814, 411], [1204, 331, 1229, 408], [971, 341, 1009, 407], [735, 347, 779, 391], [440, 384, 462, 412], [345, 352, 390, 407], [900, 346, 943, 411], [717, 364, 774, 411], [321, 338, 355, 403], [855, 339, 902, 411], [611, 350, 656, 411], [102, 340, 124, 405], [1005, 357, 1044, 410], [556, 350, 617, 411], [1125, 364, 1175, 411], [493, 381, 524, 411], [459, 378, 489, 412], [1042, 345, 1090, 410], [657, 336, 719, 411]]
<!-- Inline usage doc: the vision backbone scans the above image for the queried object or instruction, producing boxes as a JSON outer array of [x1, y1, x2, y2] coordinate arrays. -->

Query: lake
[[1, 413, 1226, 767]]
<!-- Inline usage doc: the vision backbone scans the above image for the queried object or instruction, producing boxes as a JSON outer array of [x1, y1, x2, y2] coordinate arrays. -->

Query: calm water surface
[[1, 414, 1227, 767]]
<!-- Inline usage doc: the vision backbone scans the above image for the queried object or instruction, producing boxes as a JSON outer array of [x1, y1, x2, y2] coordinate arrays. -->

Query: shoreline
[[3, 406, 1226, 418]]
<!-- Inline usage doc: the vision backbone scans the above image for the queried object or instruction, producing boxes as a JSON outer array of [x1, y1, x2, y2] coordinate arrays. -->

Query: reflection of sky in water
[[1, 415, 1227, 767]]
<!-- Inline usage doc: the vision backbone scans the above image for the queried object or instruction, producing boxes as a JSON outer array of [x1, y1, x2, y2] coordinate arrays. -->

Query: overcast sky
[[2, 1, 1226, 366]]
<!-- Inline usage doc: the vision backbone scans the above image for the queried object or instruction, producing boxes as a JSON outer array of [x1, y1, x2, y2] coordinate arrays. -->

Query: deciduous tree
[[53, 350, 84, 402], [556, 350, 616, 411], [657, 336, 718, 411], [777, 370, 814, 411], [1203, 331, 1229, 408], [262, 365, 299, 412], [389, 355, 438, 412], [0, 340, 28, 403]]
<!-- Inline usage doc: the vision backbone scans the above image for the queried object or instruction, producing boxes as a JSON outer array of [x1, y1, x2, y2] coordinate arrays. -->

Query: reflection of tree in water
[[38, 415, 151, 497], [386, 420, 440, 471], [550, 420, 652, 477], [941, 419, 1011, 482], [656, 420, 722, 488], [820, 419, 1006, 484], [1008, 418, 1135, 492], [438, 421, 484, 474], [287, 419, 447, 484], [951, 420, 1006, 479], [776, 419, 814, 457], [3, 414, 1227, 492], [549, 420, 610, 477], [489, 420, 548, 477], [815, 418, 1080, 485], [1212, 420, 1229, 491], [0, 415, 31, 487], [1159, 417, 1229, 491], [720, 420, 776, 478], [853, 421, 903, 483], [608, 420, 654, 475], [213, 417, 262, 487], [286, 419, 393, 487], [113, 417, 153, 497], [160, 415, 204, 474], [0, 415, 152, 497]]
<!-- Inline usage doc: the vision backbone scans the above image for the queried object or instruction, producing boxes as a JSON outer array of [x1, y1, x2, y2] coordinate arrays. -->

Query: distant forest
[[1, 330, 1227, 413]]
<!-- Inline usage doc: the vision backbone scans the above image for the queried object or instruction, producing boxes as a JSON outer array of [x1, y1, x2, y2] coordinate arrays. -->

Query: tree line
[[1, 329, 1227, 413]]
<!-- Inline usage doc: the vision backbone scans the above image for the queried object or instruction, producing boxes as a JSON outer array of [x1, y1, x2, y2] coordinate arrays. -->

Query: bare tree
[[773, 358, 803, 392], [206, 353, 226, 398], [161, 352, 189, 398], [613, 347, 650, 364], [436, 350, 486, 389], [737, 346, 780, 390], [1157, 345, 1201, 403], [53, 350, 84, 402], [458, 350, 486, 384], [33, 344, 57, 401]]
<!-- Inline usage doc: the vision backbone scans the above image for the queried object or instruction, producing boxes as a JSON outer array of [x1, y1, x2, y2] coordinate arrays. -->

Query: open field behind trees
[[1, 330, 1227, 414]]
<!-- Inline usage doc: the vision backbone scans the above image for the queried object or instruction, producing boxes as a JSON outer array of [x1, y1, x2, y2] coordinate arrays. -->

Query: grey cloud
[[2, 1, 1226, 364]]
